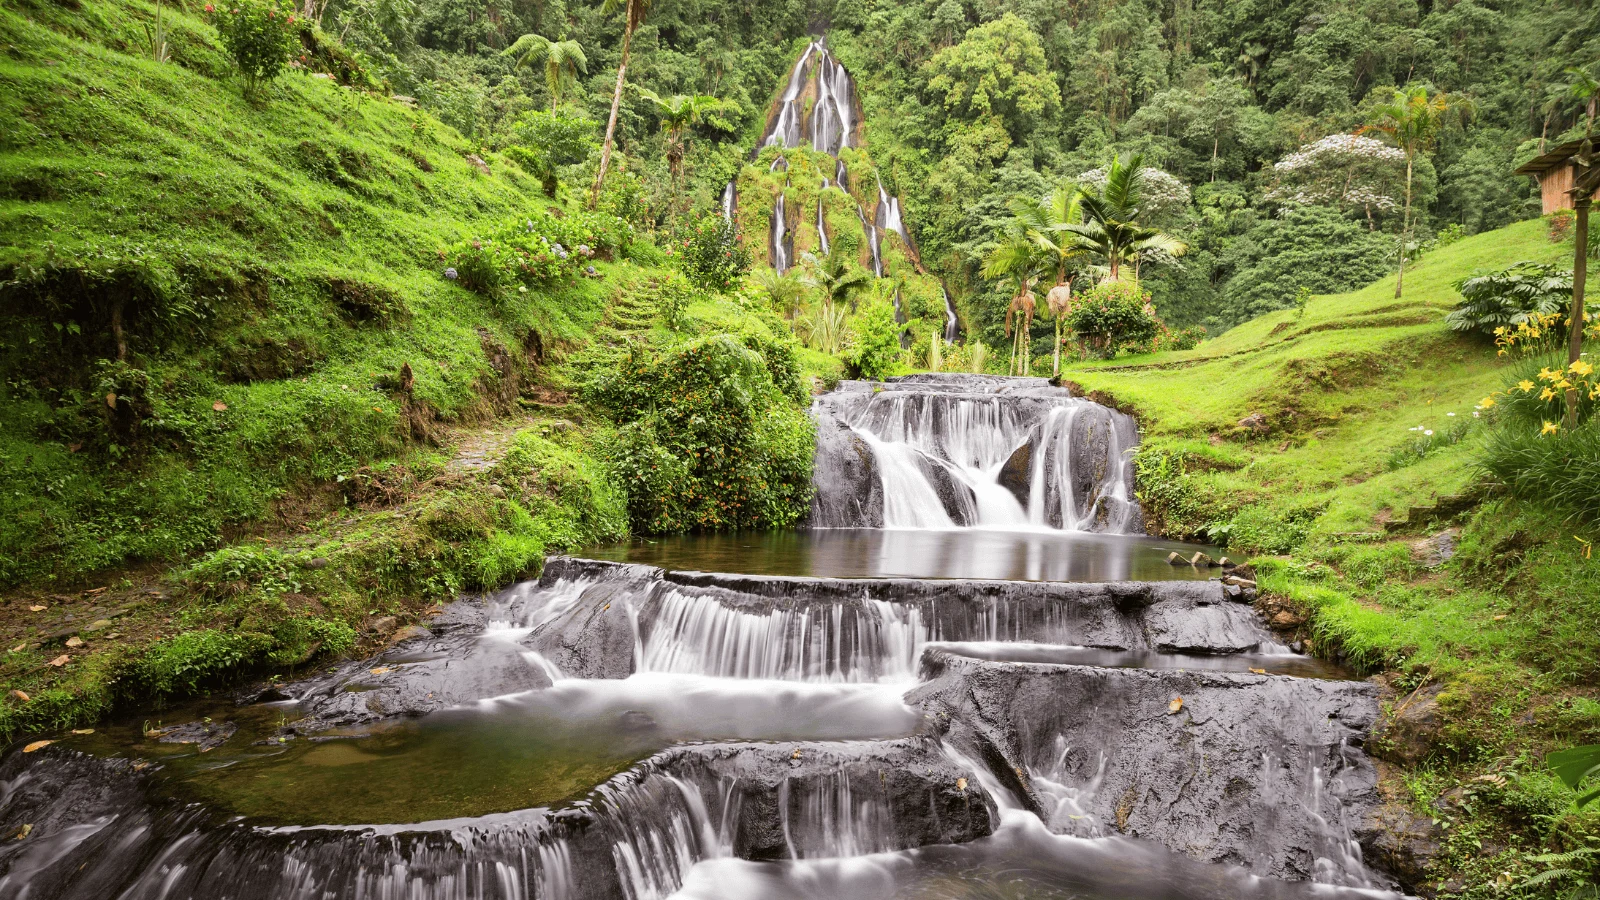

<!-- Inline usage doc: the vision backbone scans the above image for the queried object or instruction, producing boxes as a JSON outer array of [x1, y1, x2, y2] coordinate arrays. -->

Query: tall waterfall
[[810, 375, 1143, 533]]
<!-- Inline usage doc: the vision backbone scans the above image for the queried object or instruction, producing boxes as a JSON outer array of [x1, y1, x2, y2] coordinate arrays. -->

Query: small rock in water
[[148, 720, 237, 752], [1166, 552, 1183, 565], [1217, 556, 1233, 568], [1190, 552, 1214, 567], [388, 625, 432, 645]]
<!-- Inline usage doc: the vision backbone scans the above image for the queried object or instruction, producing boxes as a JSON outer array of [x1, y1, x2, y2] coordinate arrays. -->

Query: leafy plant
[[205, 0, 300, 98], [1447, 262, 1574, 336], [1065, 153, 1189, 280], [846, 299, 901, 380], [502, 33, 588, 111], [504, 110, 598, 196]]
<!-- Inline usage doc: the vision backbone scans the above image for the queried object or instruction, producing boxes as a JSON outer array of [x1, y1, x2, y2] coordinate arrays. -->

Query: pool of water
[[60, 674, 922, 827], [593, 529, 1222, 582]]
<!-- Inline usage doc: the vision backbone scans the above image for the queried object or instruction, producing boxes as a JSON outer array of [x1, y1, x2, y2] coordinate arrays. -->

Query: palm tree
[[503, 34, 588, 112], [752, 266, 806, 318], [802, 249, 872, 315], [983, 231, 1049, 377], [590, 0, 655, 209], [1564, 65, 1599, 139], [1366, 86, 1471, 298], [632, 87, 727, 209], [1006, 182, 1092, 375], [1065, 153, 1188, 282]]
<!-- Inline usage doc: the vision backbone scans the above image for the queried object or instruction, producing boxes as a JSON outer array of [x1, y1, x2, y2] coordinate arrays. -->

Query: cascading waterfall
[[639, 590, 926, 682], [720, 181, 736, 223], [810, 377, 1143, 532], [815, 192, 830, 255], [941, 284, 960, 343]]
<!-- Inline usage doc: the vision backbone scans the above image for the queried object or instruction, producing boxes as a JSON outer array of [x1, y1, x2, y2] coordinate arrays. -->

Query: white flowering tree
[[1265, 134, 1406, 230]]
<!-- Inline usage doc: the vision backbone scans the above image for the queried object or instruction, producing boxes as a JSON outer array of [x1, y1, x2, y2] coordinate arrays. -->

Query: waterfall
[[810, 377, 1144, 532], [762, 42, 817, 149], [816, 193, 830, 255], [771, 190, 790, 274], [638, 590, 925, 682], [720, 181, 736, 223], [941, 284, 960, 342]]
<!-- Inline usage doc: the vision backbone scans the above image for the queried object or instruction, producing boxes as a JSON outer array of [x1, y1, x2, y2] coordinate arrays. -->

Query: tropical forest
[[1, 0, 1599, 897]]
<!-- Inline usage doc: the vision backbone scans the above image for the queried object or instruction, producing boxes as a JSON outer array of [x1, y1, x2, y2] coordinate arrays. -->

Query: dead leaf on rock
[[13, 824, 30, 839], [368, 667, 392, 675], [47, 654, 70, 667], [1168, 697, 1184, 715], [71, 728, 94, 735], [791, 748, 802, 759], [956, 777, 968, 791], [1249, 667, 1267, 675], [22, 741, 53, 753], [27, 605, 45, 612]]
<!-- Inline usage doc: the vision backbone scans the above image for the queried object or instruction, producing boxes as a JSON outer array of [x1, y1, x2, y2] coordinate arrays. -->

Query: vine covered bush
[[583, 332, 812, 534]]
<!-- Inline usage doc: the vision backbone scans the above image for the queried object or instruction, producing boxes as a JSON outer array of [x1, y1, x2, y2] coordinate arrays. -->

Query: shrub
[[442, 209, 631, 300], [1068, 279, 1158, 358], [1481, 418, 1600, 520], [676, 215, 750, 293], [205, 0, 299, 97], [1446, 262, 1574, 337], [584, 334, 813, 534], [845, 299, 902, 379], [504, 110, 598, 196]]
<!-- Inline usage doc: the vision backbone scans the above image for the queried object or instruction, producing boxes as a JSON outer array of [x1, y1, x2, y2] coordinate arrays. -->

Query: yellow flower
[[1539, 367, 1559, 381], [1478, 396, 1497, 409], [1572, 360, 1595, 377], [1493, 326, 1507, 336], [1541, 387, 1558, 401], [1517, 380, 1536, 392], [1542, 421, 1560, 436]]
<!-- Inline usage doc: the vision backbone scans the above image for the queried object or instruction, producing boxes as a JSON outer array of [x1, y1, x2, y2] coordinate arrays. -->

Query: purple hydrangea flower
[[444, 267, 458, 280]]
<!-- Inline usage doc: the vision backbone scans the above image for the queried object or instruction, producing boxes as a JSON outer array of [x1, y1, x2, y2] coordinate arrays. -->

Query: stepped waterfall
[[811, 376, 1142, 532], [0, 36, 1405, 900]]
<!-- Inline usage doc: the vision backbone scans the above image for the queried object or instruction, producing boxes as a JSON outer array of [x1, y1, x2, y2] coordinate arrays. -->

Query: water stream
[[0, 376, 1402, 900]]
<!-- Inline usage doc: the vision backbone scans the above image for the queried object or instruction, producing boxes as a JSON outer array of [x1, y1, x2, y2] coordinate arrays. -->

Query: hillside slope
[[1067, 220, 1600, 898]]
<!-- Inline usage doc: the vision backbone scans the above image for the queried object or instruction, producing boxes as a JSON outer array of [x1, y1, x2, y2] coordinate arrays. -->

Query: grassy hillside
[[1066, 219, 1600, 899], [0, 0, 814, 738]]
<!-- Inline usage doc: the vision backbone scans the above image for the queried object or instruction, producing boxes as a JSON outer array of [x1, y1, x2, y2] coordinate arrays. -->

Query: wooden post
[[1569, 192, 1590, 429]]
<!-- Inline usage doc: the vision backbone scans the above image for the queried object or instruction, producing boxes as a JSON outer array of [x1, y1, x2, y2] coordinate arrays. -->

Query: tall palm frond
[[504, 34, 588, 111]]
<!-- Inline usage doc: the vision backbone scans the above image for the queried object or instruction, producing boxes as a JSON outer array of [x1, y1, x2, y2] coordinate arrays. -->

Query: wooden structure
[[1515, 140, 1586, 215]]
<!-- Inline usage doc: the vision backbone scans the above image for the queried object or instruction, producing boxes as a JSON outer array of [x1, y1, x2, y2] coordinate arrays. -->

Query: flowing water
[[0, 376, 1403, 900]]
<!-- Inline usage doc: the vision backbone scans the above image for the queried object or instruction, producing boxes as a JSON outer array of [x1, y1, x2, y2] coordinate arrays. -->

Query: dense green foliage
[[206, 0, 299, 96], [1446, 262, 1575, 336], [1067, 278, 1158, 358], [844, 299, 901, 379], [582, 330, 813, 534]]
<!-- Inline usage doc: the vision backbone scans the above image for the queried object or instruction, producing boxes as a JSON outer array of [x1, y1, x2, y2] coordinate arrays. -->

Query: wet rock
[[806, 400, 883, 527], [1167, 552, 1183, 565], [1189, 552, 1214, 567], [366, 615, 398, 635], [997, 441, 1033, 507], [1371, 682, 1445, 766], [1363, 803, 1443, 894], [912, 652, 1386, 886], [148, 720, 236, 752]]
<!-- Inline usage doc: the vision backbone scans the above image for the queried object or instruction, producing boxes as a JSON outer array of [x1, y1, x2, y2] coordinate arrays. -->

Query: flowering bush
[[205, 0, 299, 97], [1067, 279, 1159, 358], [676, 215, 750, 293], [1477, 312, 1600, 433], [1446, 262, 1573, 337]]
